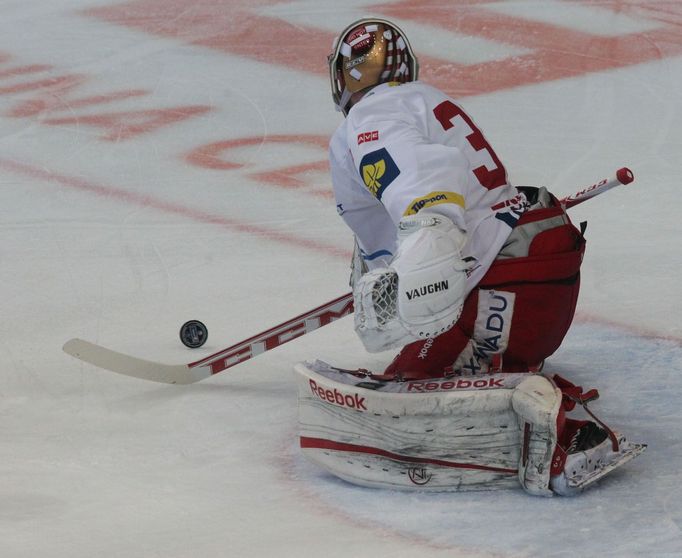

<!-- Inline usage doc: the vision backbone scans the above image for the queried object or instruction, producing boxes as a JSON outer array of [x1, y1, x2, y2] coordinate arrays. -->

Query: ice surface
[[1, 1, 681, 557]]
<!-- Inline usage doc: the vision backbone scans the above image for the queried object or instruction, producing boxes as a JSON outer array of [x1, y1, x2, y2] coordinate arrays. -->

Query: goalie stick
[[63, 292, 355, 384], [63, 167, 634, 384]]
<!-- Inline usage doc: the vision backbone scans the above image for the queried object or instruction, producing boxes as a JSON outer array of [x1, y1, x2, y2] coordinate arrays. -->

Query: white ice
[[1, 1, 681, 557]]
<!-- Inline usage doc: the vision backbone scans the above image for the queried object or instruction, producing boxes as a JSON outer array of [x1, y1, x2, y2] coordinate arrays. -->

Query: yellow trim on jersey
[[403, 191, 465, 216]]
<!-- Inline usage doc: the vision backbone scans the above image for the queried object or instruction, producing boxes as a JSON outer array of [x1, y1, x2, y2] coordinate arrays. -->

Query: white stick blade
[[63, 338, 209, 384]]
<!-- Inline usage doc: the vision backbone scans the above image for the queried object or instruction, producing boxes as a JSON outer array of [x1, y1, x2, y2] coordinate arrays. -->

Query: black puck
[[180, 320, 208, 348]]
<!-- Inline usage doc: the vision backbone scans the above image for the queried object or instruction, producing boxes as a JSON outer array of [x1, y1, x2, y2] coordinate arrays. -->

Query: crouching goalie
[[294, 18, 645, 496]]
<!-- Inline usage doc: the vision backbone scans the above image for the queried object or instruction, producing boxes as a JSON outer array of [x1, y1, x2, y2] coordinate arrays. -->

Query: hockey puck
[[179, 320, 208, 349]]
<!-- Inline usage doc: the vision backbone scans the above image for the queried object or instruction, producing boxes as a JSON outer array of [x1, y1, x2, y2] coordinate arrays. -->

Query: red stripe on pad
[[300, 436, 518, 474]]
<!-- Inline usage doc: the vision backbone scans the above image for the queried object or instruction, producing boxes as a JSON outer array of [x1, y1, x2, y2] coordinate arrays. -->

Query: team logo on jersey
[[357, 130, 379, 145], [359, 148, 400, 199]]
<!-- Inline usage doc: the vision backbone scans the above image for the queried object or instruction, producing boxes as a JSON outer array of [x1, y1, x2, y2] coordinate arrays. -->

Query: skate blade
[[567, 442, 647, 489]]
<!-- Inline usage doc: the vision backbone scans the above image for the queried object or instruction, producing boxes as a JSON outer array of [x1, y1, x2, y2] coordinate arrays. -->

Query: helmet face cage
[[329, 18, 419, 115]]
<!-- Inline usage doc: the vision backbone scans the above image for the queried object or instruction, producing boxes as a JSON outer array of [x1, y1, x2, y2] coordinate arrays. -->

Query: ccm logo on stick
[[309, 380, 367, 411]]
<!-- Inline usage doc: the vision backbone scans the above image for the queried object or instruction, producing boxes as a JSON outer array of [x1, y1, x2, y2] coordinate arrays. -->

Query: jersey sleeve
[[329, 131, 397, 269]]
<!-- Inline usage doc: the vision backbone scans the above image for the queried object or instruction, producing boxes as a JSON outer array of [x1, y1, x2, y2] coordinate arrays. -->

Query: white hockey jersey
[[329, 81, 527, 292]]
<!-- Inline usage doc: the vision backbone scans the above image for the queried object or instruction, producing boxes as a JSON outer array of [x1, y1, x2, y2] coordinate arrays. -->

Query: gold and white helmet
[[328, 18, 419, 115]]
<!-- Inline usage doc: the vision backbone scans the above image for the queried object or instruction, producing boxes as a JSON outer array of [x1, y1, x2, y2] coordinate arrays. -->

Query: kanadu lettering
[[455, 290, 515, 375], [473, 334, 502, 361]]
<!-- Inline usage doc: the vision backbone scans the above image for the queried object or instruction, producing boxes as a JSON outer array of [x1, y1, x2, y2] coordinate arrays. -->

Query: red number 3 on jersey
[[433, 100, 508, 190]]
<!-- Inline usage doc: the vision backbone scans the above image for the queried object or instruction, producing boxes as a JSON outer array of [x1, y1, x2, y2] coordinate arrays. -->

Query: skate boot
[[550, 421, 646, 495]]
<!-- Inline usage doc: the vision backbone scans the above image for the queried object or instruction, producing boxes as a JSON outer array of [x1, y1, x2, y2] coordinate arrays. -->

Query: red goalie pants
[[383, 199, 586, 380]]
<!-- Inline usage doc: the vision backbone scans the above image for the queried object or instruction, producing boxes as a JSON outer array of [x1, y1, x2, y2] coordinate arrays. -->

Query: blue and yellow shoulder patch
[[359, 148, 400, 200]]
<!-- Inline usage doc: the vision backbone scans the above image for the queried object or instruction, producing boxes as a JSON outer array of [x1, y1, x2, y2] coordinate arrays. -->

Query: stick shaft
[[560, 167, 634, 209], [189, 292, 354, 376]]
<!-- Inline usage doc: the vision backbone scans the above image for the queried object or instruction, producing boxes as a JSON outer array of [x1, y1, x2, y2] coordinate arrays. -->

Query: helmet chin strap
[[337, 87, 353, 113], [338, 86, 380, 115]]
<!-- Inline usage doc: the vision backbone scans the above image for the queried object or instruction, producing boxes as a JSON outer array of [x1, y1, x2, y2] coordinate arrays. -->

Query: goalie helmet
[[328, 18, 419, 115]]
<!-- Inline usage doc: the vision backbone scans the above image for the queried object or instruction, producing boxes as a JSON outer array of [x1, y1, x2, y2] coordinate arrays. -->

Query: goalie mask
[[328, 18, 419, 115]]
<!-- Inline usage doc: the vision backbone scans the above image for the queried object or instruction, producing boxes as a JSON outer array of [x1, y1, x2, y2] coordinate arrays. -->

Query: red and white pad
[[295, 360, 557, 493], [295, 361, 646, 495]]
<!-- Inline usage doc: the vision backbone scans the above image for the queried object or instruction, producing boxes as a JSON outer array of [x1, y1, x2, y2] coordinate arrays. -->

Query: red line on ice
[[0, 158, 350, 259], [574, 311, 682, 346]]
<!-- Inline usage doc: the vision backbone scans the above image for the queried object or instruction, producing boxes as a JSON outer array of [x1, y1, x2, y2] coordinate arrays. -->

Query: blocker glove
[[354, 212, 470, 352]]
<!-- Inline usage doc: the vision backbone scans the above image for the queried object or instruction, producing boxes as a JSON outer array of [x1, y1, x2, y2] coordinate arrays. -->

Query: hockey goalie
[[295, 18, 645, 496]]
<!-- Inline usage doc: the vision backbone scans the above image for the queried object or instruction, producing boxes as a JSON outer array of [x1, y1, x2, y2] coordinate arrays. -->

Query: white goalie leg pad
[[296, 360, 544, 492], [511, 375, 563, 496], [295, 362, 645, 495]]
